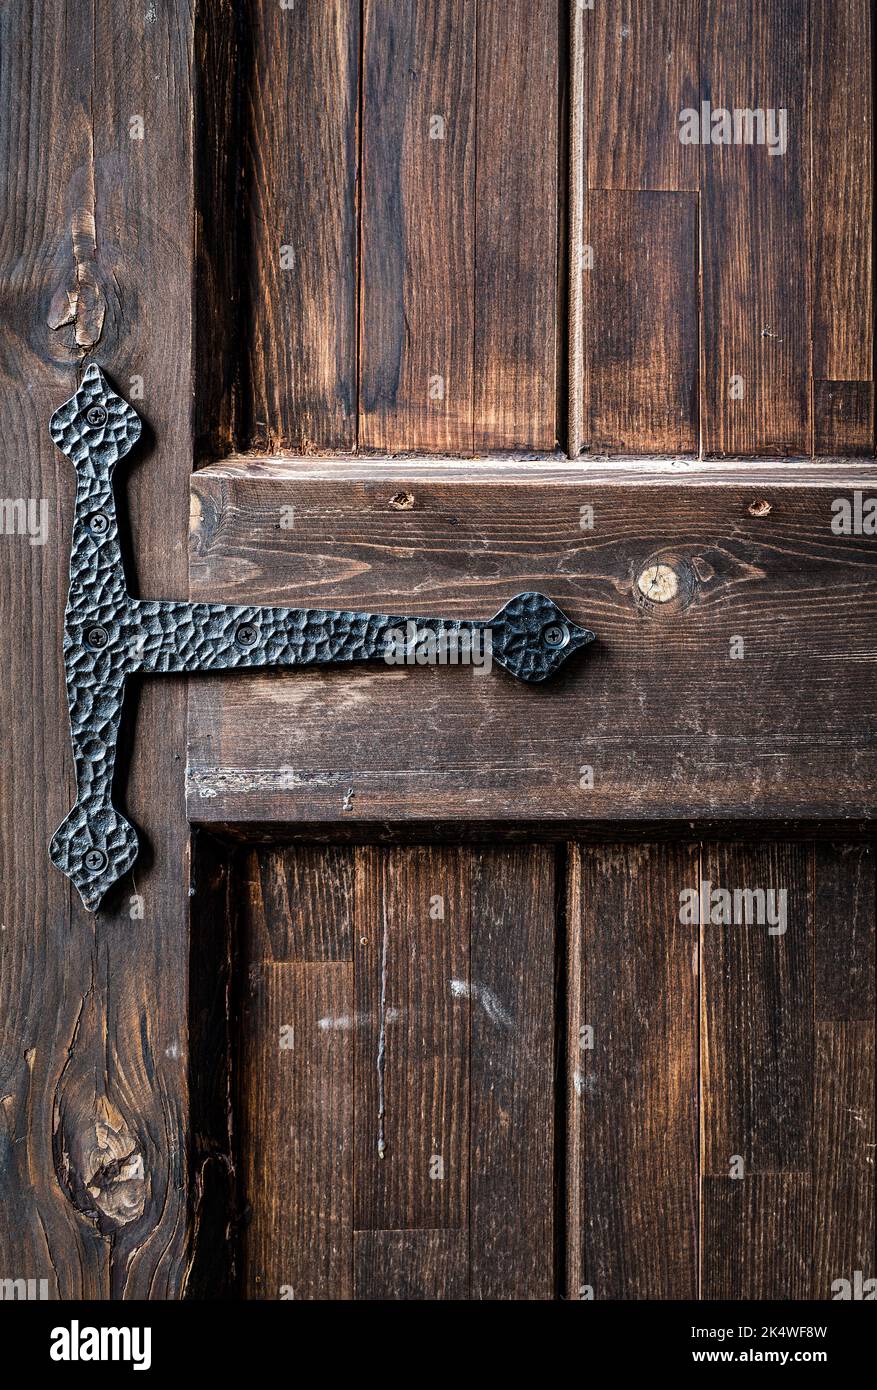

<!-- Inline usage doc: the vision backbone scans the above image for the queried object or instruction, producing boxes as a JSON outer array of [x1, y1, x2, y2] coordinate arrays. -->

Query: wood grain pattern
[[360, 0, 476, 452], [239, 0, 360, 451], [702, 1175, 811, 1300], [567, 844, 699, 1299], [700, 0, 810, 456], [585, 191, 698, 454], [814, 843, 875, 1022], [0, 0, 195, 1298], [811, 0, 873, 383], [814, 382, 874, 458], [812, 1022, 875, 1295], [354, 1230, 468, 1299], [188, 464, 877, 827], [586, 0, 699, 192], [469, 847, 556, 1299], [241, 845, 355, 962], [473, 0, 559, 450], [701, 842, 813, 1174], [239, 962, 354, 1300], [353, 847, 469, 1229]]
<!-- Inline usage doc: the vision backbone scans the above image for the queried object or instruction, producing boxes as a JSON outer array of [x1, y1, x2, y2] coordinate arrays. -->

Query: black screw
[[235, 622, 258, 648], [542, 622, 569, 649], [84, 849, 106, 873], [86, 405, 108, 427], [85, 625, 109, 650], [88, 511, 109, 536]]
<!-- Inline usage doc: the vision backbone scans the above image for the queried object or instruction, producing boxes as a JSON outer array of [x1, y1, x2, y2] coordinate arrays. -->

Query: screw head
[[235, 622, 258, 648], [86, 405, 108, 427], [542, 622, 569, 649], [85, 625, 109, 650], [84, 849, 107, 873], [88, 511, 109, 536]]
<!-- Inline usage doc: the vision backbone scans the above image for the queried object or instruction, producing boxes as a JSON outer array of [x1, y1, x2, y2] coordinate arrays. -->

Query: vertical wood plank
[[0, 0, 196, 1297], [701, 843, 813, 1174], [354, 1230, 468, 1299], [359, 0, 476, 453], [587, 0, 699, 192], [700, 1, 810, 456], [240, 0, 360, 452], [811, 1, 872, 384], [814, 843, 875, 1023], [241, 846, 355, 962], [586, 191, 698, 454], [239, 962, 353, 1300], [354, 847, 469, 1230], [814, 382, 875, 457], [702, 1175, 811, 1299], [567, 844, 699, 1299], [473, 0, 559, 451], [469, 846, 555, 1299]]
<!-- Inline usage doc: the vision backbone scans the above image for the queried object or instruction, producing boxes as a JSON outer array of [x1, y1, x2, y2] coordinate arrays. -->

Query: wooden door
[[1, 1, 875, 1304]]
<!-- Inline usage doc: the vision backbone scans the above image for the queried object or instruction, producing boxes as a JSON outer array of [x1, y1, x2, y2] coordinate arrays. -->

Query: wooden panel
[[354, 1230, 468, 1299], [587, 0, 699, 192], [188, 463, 877, 826], [814, 843, 875, 1022], [814, 382, 874, 458], [567, 844, 699, 1299], [702, 1175, 811, 1299], [239, 962, 353, 1300], [239, 0, 359, 451], [0, 0, 195, 1298], [469, 847, 555, 1299], [811, 1, 872, 383], [701, 843, 812, 1173], [700, 1, 810, 456], [359, 0, 475, 452], [353, 847, 469, 1229], [586, 192, 698, 454], [473, 0, 558, 450], [241, 846, 354, 962], [812, 1022, 875, 1295]]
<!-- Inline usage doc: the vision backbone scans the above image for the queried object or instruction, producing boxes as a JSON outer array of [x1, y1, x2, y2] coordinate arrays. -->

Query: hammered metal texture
[[49, 366, 595, 910]]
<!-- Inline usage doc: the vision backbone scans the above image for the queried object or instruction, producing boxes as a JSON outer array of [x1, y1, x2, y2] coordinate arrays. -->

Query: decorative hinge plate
[[49, 365, 595, 909]]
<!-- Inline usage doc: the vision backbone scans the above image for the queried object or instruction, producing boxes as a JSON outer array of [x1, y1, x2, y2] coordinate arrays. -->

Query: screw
[[85, 625, 109, 650], [84, 849, 106, 873], [235, 622, 258, 648], [86, 405, 108, 427], [542, 622, 569, 649], [88, 511, 109, 536]]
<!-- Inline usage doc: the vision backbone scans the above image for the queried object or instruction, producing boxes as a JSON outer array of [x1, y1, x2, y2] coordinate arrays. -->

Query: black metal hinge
[[49, 365, 595, 910]]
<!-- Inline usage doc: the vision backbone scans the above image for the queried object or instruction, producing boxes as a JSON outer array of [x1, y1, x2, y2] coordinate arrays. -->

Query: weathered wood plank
[[812, 1022, 875, 1297], [473, 0, 558, 450], [354, 1230, 468, 1299], [353, 847, 469, 1229], [700, 1, 810, 456], [239, 0, 359, 451], [814, 843, 875, 1022], [187, 465, 877, 826], [701, 842, 813, 1174], [586, 191, 698, 454], [586, 0, 699, 192], [0, 0, 195, 1299], [567, 844, 699, 1299], [240, 846, 355, 962], [811, 1, 873, 384], [239, 961, 353, 1300], [702, 1175, 811, 1299], [469, 847, 555, 1299], [359, 0, 476, 453], [814, 382, 874, 458]]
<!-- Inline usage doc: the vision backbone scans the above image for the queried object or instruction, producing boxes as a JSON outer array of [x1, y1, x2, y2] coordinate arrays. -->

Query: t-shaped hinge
[[49, 365, 595, 910]]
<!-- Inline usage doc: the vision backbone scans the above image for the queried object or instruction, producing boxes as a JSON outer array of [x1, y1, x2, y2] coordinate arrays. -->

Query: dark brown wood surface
[[0, 0, 195, 1298], [188, 461, 877, 827]]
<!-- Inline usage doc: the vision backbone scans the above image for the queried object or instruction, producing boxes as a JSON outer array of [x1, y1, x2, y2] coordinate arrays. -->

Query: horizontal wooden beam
[[187, 463, 877, 826]]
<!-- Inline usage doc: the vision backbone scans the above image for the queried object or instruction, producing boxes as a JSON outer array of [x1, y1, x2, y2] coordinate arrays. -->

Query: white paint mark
[[449, 978, 513, 1029]]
